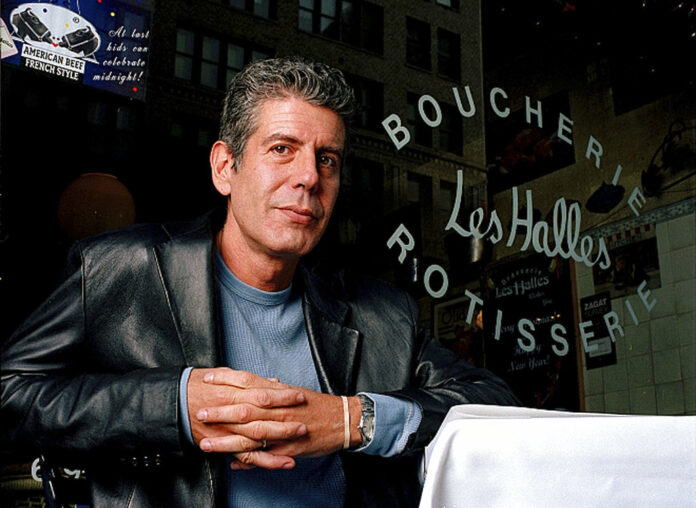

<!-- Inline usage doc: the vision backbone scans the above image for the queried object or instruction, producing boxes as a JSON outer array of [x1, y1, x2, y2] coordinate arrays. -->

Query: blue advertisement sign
[[1, 0, 152, 100]]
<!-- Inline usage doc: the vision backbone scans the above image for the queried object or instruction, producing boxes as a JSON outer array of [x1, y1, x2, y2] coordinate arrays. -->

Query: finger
[[197, 403, 264, 424], [229, 461, 255, 471], [206, 388, 305, 411], [203, 368, 290, 389], [199, 434, 262, 454], [197, 406, 307, 438], [233, 450, 296, 470], [226, 421, 308, 441], [197, 403, 292, 424]]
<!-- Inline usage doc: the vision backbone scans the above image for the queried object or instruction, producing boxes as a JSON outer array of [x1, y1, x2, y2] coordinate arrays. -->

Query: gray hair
[[219, 56, 356, 166]]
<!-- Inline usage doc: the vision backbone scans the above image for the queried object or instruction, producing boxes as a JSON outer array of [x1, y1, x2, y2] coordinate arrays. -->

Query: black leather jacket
[[1, 212, 519, 507]]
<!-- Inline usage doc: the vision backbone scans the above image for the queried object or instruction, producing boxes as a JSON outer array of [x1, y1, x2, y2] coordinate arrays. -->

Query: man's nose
[[293, 150, 319, 192]]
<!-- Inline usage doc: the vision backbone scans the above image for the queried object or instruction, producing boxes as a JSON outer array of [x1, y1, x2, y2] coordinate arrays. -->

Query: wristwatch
[[357, 394, 375, 447]]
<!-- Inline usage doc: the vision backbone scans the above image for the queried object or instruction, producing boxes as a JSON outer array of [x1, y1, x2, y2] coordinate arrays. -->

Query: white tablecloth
[[420, 405, 696, 508]]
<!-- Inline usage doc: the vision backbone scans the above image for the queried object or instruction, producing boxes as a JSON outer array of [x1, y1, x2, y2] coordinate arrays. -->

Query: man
[[2, 57, 518, 507]]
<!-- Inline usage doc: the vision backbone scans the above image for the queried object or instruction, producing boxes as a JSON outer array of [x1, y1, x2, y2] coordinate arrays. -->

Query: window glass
[[407, 93, 432, 147], [202, 36, 220, 62], [321, 0, 336, 16], [228, 43, 244, 69], [174, 29, 272, 89], [406, 17, 430, 70], [174, 54, 193, 80], [176, 29, 194, 54], [251, 50, 270, 61], [253, 0, 270, 18], [298, 9, 313, 32], [201, 61, 219, 88], [438, 28, 460, 80], [298, 0, 382, 54], [439, 103, 462, 154]]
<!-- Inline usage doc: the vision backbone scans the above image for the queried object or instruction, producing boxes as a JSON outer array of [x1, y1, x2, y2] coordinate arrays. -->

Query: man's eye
[[273, 145, 290, 154], [319, 155, 338, 168]]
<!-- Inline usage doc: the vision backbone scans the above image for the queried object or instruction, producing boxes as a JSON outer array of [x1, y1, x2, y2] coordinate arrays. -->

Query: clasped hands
[[187, 367, 362, 470]]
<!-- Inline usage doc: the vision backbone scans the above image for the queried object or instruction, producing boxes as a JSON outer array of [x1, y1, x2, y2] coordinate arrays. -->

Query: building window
[[200, 36, 221, 88], [298, 0, 383, 54], [407, 173, 433, 216], [435, 0, 459, 8], [175, 29, 195, 81], [437, 28, 460, 81], [174, 29, 271, 89], [407, 93, 433, 148], [344, 74, 383, 132], [406, 17, 430, 70], [227, 0, 275, 18], [439, 103, 462, 155]]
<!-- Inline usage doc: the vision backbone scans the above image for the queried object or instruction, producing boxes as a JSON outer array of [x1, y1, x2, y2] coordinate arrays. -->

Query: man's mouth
[[278, 206, 319, 225]]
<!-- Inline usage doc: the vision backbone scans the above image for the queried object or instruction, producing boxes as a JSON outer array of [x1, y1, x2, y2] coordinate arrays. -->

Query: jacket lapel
[[153, 217, 220, 367], [300, 267, 361, 396]]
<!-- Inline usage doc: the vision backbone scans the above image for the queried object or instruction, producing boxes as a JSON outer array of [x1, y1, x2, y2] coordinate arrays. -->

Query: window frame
[[174, 28, 272, 90], [298, 0, 384, 54], [406, 16, 431, 71], [437, 27, 461, 81]]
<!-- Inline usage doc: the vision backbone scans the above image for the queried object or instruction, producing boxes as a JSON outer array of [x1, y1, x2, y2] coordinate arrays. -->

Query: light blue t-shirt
[[178, 252, 422, 507]]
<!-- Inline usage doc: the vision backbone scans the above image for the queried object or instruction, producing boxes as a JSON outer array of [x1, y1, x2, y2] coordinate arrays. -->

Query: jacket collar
[[153, 211, 361, 394]]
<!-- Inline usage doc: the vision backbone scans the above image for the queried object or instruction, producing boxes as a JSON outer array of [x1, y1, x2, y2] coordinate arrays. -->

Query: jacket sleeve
[[0, 242, 185, 465], [388, 293, 521, 451]]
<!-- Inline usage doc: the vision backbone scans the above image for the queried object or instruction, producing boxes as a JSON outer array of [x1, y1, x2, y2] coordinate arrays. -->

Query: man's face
[[215, 96, 344, 261]]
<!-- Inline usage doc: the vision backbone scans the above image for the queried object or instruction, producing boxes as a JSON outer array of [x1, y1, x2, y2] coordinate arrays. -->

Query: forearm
[[1, 367, 184, 463]]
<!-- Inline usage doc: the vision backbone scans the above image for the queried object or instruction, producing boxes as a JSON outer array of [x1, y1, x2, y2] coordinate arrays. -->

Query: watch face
[[364, 414, 375, 440], [359, 395, 376, 444]]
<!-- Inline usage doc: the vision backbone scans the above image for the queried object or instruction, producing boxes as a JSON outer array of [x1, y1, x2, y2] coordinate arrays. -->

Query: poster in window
[[1, 0, 152, 100], [482, 254, 579, 411], [580, 292, 617, 370]]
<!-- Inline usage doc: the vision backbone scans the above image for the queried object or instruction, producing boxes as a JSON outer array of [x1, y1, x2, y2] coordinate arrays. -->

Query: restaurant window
[[298, 0, 383, 54], [174, 29, 271, 89], [344, 74, 383, 132], [439, 102, 463, 155], [407, 93, 433, 148], [406, 17, 431, 70], [437, 28, 460, 81]]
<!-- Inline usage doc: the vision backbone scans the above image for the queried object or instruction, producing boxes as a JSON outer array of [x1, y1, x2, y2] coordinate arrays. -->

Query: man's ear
[[210, 141, 235, 196]]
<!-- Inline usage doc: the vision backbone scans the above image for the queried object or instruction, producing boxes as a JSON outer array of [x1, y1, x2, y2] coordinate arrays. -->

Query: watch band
[[357, 394, 375, 448]]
